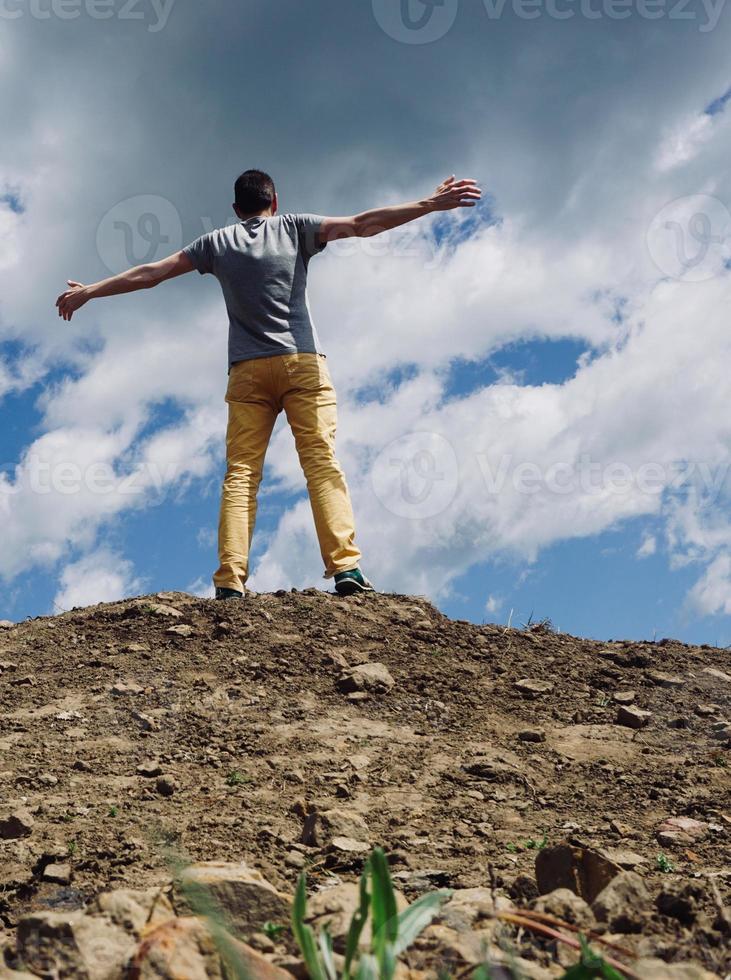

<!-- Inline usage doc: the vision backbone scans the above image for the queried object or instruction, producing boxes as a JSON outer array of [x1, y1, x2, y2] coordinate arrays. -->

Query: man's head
[[233, 169, 277, 219]]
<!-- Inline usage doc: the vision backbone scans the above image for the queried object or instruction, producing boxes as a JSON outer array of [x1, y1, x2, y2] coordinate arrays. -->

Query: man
[[56, 171, 481, 600]]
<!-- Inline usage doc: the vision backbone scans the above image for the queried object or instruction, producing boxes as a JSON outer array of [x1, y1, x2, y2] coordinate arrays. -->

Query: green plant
[[67, 840, 77, 856], [475, 935, 629, 979], [291, 846, 452, 980], [506, 832, 548, 853], [108, 805, 119, 817], [226, 770, 250, 787], [656, 853, 675, 873], [263, 920, 287, 940]]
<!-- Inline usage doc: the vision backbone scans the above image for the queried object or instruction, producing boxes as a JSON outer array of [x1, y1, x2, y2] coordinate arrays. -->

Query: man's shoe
[[215, 586, 244, 601], [334, 568, 376, 596]]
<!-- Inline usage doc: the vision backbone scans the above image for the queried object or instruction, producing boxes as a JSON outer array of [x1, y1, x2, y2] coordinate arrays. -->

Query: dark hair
[[234, 169, 276, 213]]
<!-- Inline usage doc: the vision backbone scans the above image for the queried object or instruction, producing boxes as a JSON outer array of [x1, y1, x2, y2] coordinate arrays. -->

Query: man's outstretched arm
[[318, 175, 482, 242], [55, 250, 195, 322]]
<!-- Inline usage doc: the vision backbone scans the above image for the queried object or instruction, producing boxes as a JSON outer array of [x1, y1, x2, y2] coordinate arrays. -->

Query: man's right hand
[[428, 175, 482, 211]]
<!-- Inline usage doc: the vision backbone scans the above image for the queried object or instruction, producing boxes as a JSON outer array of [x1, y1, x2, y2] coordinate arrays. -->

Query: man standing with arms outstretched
[[56, 172, 481, 600]]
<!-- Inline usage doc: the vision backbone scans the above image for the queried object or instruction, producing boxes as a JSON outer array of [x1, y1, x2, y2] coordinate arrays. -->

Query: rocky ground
[[0, 589, 729, 978]]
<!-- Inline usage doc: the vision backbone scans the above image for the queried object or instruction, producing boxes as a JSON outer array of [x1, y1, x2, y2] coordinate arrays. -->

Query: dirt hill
[[0, 588, 729, 978]]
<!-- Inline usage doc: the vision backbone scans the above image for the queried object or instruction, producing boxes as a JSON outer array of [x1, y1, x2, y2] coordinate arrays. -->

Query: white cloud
[[637, 534, 657, 559], [687, 553, 731, 616], [53, 549, 142, 612]]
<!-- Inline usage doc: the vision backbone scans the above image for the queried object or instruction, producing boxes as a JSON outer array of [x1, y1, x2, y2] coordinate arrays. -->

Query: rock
[[128, 916, 223, 979], [633, 959, 719, 979], [0, 808, 34, 840], [440, 888, 508, 930], [111, 682, 144, 696], [532, 888, 594, 929], [597, 846, 647, 870], [518, 729, 546, 743], [591, 871, 650, 933], [656, 881, 705, 925], [301, 807, 370, 847], [613, 691, 636, 705], [535, 843, 621, 903], [702, 667, 731, 683], [616, 705, 652, 729], [93, 888, 174, 935], [0, 660, 18, 672], [166, 624, 193, 637], [647, 671, 684, 688], [73, 760, 93, 773], [306, 882, 408, 953], [12, 675, 35, 687], [156, 776, 177, 797], [42, 863, 72, 885], [656, 817, 708, 842], [37, 773, 59, 787], [145, 603, 183, 618], [176, 862, 290, 936], [0, 620, 14, 629], [328, 836, 370, 854], [136, 760, 163, 778], [694, 704, 720, 717], [132, 711, 159, 732], [284, 850, 306, 870], [336, 662, 394, 694], [16, 910, 135, 980], [709, 721, 731, 742], [514, 678, 554, 696]]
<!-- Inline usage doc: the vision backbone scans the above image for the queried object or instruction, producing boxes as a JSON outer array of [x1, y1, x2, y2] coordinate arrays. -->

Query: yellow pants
[[213, 352, 362, 592]]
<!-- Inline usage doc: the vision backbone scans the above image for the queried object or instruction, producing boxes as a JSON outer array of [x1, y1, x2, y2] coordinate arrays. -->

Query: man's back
[[183, 213, 327, 368]]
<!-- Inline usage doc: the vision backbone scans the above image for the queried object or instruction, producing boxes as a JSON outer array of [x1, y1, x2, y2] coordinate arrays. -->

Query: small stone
[[37, 773, 59, 787], [111, 682, 144, 696], [709, 722, 731, 742], [176, 862, 290, 935], [667, 716, 689, 729], [132, 710, 159, 732], [616, 705, 652, 729], [43, 862, 72, 885], [0, 620, 14, 629], [0, 660, 18, 672], [136, 760, 163, 778], [656, 816, 708, 842], [329, 836, 370, 854], [145, 602, 183, 618], [12, 675, 35, 687], [337, 662, 395, 694], [166, 624, 193, 637], [592, 871, 650, 933], [702, 667, 731, 683], [73, 760, 93, 773], [518, 728, 546, 743], [284, 850, 306, 870], [533, 888, 594, 929], [156, 776, 177, 797], [694, 704, 720, 717], [0, 807, 35, 839], [647, 671, 684, 688], [514, 678, 554, 696], [613, 691, 636, 705]]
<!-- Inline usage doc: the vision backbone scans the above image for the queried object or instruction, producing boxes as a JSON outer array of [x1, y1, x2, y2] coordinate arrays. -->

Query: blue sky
[[1, 0, 731, 645]]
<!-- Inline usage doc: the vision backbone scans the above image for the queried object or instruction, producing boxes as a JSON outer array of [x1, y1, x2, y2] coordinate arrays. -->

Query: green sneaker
[[334, 568, 376, 596]]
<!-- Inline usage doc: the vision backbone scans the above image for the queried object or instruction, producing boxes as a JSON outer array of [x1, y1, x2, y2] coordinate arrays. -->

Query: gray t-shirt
[[182, 213, 327, 368]]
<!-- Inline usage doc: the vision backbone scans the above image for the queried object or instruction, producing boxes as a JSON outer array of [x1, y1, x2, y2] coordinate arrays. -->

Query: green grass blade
[[355, 952, 379, 980], [343, 865, 371, 980], [369, 847, 399, 961], [392, 888, 453, 957], [559, 936, 627, 979], [318, 928, 338, 980], [291, 873, 326, 980]]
